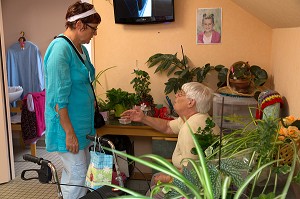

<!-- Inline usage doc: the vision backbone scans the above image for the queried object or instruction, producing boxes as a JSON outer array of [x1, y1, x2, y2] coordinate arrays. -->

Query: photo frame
[[196, 8, 222, 45]]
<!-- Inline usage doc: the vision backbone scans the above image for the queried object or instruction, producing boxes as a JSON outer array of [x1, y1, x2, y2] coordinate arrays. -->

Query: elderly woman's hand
[[154, 173, 173, 184], [120, 106, 145, 122]]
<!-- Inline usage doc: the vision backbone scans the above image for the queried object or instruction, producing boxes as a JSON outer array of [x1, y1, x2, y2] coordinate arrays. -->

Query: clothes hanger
[[18, 31, 26, 50]]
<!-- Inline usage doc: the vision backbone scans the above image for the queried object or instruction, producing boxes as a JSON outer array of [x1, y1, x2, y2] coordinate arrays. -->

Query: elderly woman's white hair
[[181, 82, 213, 114]]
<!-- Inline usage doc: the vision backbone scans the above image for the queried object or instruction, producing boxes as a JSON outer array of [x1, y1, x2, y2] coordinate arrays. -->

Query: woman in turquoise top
[[44, 1, 101, 198]]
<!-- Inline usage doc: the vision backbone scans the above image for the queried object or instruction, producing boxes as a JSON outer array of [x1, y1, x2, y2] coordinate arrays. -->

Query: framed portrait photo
[[196, 8, 222, 45]]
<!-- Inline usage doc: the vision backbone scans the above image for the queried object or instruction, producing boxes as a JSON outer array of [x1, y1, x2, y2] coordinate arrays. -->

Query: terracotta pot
[[229, 79, 251, 93]]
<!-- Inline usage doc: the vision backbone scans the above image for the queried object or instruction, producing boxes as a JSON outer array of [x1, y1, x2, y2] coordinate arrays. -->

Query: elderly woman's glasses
[[85, 23, 98, 32]]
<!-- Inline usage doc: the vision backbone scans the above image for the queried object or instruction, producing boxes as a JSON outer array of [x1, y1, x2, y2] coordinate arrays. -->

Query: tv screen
[[113, 0, 175, 24]]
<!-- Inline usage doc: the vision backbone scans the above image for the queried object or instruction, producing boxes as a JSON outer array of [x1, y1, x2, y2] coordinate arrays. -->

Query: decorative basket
[[278, 143, 294, 165], [217, 61, 263, 97]]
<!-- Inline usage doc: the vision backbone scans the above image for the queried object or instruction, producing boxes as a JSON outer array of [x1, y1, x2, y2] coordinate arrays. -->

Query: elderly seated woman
[[121, 82, 220, 198]]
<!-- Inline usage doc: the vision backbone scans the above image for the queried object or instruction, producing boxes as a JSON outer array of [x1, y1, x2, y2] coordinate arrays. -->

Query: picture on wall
[[196, 8, 222, 44]]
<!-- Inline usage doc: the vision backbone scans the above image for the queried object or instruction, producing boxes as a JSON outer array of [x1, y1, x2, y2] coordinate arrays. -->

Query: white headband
[[67, 8, 97, 22]]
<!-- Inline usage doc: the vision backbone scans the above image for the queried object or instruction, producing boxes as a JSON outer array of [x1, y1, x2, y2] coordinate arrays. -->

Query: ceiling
[[232, 0, 300, 28]]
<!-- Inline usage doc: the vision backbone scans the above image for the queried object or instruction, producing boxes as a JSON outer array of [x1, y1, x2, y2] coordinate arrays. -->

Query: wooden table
[[96, 120, 177, 180], [96, 120, 177, 138]]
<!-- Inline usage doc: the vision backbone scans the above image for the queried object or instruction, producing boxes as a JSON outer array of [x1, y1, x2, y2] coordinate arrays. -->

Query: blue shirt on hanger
[[6, 41, 44, 97]]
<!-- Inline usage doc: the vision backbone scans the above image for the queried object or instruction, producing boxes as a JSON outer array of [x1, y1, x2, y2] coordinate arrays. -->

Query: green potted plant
[[97, 98, 110, 111], [106, 88, 138, 117], [97, 98, 110, 121], [216, 61, 268, 93], [146, 45, 215, 94], [92, 66, 117, 119], [130, 69, 154, 114]]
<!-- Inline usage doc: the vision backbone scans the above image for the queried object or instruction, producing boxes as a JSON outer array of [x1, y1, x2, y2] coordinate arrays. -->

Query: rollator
[[21, 134, 125, 199]]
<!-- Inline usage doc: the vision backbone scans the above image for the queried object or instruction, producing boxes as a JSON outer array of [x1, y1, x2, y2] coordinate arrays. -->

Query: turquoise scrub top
[[44, 36, 95, 152]]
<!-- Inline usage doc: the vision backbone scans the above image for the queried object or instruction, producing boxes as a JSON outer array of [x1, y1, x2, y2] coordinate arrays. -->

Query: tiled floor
[[2, 144, 300, 199], [0, 144, 149, 198]]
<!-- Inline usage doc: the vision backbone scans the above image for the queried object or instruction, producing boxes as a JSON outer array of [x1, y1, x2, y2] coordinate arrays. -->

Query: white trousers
[[58, 147, 90, 199]]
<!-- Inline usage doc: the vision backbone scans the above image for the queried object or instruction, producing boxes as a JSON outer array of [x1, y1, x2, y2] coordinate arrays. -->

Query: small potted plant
[[130, 69, 154, 115], [97, 98, 110, 121], [92, 66, 117, 120], [216, 61, 268, 94], [106, 88, 138, 117], [228, 61, 252, 93]]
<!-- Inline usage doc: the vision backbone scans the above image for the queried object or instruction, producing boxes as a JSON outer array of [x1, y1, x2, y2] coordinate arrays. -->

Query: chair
[[10, 100, 37, 156]]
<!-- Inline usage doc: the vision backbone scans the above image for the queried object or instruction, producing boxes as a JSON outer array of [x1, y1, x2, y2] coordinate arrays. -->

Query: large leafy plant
[[146, 48, 268, 94], [146, 46, 216, 94]]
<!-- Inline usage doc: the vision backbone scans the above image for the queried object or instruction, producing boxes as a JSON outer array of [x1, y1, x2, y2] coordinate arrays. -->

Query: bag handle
[[57, 35, 100, 113], [93, 135, 105, 153]]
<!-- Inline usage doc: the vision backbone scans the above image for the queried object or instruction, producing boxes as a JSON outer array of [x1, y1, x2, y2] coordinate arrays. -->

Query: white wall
[[2, 0, 77, 57]]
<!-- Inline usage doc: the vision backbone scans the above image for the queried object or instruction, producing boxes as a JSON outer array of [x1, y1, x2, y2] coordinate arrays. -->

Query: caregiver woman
[[44, 1, 101, 198]]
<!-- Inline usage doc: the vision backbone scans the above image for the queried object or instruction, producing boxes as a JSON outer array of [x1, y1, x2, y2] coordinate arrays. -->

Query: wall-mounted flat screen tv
[[113, 0, 175, 24]]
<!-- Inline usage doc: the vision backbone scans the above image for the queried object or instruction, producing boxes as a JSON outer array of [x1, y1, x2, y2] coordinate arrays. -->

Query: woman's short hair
[[65, 1, 101, 29], [182, 82, 213, 114]]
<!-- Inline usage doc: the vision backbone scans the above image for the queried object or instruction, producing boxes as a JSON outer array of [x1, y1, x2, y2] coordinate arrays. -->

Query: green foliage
[[216, 61, 268, 88], [165, 158, 250, 199], [147, 49, 268, 94], [255, 118, 279, 163], [92, 66, 117, 88], [130, 69, 153, 105], [191, 118, 218, 154], [130, 69, 151, 96], [97, 98, 110, 111], [250, 65, 268, 86], [106, 88, 138, 110], [255, 192, 275, 199], [102, 116, 300, 199], [146, 47, 214, 94], [230, 61, 252, 80], [92, 66, 117, 112], [214, 65, 228, 88]]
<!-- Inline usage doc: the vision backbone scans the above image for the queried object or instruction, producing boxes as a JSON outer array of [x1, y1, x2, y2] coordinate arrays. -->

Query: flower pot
[[229, 79, 251, 94], [100, 111, 109, 122]]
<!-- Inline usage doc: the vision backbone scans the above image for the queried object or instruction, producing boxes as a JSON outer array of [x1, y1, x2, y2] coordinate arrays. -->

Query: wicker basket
[[278, 143, 294, 165], [217, 61, 263, 97]]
